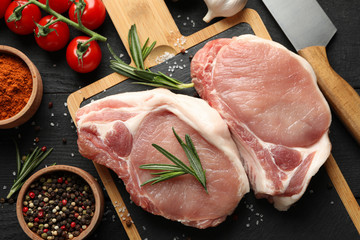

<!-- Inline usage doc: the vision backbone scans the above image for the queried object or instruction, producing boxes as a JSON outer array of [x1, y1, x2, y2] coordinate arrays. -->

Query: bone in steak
[[191, 35, 332, 210], [76, 88, 249, 228]]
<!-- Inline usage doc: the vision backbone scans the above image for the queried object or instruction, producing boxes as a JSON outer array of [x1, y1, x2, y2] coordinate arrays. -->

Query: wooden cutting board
[[67, 1, 360, 239]]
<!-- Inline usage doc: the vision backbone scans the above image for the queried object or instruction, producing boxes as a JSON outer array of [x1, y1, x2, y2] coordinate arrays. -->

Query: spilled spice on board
[[0, 53, 33, 120]]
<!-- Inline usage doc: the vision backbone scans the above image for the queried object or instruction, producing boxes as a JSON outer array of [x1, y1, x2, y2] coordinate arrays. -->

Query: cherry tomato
[[35, 15, 70, 52], [38, 0, 72, 14], [0, 0, 11, 19], [5, 1, 42, 35], [68, 0, 106, 30], [66, 36, 102, 73]]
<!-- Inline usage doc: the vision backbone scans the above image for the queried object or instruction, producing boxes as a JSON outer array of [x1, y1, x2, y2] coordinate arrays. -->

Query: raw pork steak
[[76, 88, 249, 228], [191, 35, 331, 210]]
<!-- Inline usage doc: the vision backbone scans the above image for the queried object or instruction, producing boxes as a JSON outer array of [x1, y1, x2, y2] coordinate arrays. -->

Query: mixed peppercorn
[[22, 172, 95, 240]]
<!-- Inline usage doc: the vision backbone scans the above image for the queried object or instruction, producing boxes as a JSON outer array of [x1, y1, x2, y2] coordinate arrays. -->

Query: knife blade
[[263, 0, 360, 145]]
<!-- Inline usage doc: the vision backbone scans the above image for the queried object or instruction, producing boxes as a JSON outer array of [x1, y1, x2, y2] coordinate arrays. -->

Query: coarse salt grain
[[3, 186, 7, 190], [12, 171, 16, 176], [50, 122, 55, 127], [155, 52, 175, 64]]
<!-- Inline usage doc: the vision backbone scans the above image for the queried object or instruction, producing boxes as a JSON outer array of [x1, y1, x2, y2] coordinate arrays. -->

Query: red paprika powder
[[0, 53, 33, 120]]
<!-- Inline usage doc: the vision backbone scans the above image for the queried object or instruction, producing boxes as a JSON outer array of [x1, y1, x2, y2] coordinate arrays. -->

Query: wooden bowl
[[16, 165, 105, 239], [0, 45, 43, 129]]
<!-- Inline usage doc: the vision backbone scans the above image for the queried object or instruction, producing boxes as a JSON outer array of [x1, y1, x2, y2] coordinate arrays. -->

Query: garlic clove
[[203, 0, 248, 23]]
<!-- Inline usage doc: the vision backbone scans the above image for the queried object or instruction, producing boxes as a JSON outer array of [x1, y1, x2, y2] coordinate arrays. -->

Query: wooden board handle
[[103, 0, 181, 58], [298, 46, 360, 145]]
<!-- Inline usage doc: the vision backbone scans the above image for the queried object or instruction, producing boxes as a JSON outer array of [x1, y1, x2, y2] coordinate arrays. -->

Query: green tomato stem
[[12, 0, 107, 42]]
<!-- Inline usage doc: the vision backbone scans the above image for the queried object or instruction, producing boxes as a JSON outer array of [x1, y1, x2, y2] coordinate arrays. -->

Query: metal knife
[[263, 0, 360, 145]]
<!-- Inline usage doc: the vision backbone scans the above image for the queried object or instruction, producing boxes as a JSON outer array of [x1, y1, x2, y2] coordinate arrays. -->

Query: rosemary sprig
[[7, 142, 53, 199], [140, 128, 207, 192], [108, 24, 194, 90]]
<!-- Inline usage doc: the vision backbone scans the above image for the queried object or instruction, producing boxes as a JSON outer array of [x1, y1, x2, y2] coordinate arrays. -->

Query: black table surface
[[0, 0, 359, 239]]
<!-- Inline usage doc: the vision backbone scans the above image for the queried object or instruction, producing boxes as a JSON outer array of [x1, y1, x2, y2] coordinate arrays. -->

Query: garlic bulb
[[203, 0, 248, 23]]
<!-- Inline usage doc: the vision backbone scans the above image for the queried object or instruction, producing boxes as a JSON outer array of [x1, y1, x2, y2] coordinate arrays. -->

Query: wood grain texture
[[299, 46, 360, 145], [92, 164, 141, 240], [325, 155, 360, 234]]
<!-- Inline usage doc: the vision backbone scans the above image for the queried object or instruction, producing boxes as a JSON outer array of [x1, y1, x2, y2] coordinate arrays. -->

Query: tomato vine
[[6, 0, 107, 43]]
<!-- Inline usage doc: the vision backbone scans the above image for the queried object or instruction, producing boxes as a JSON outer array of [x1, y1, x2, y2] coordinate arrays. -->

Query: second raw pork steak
[[191, 35, 332, 210]]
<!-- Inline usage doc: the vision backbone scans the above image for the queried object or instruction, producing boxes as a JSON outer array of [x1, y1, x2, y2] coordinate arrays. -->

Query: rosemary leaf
[[173, 129, 207, 191], [140, 128, 207, 192], [14, 140, 21, 177], [109, 62, 144, 82], [152, 144, 193, 175], [183, 144, 207, 190], [141, 38, 150, 52], [129, 25, 145, 70], [19, 147, 39, 177], [157, 72, 183, 85], [142, 41, 156, 61], [141, 171, 186, 186], [108, 43, 123, 62], [7, 144, 53, 199], [139, 163, 184, 172], [141, 38, 149, 53]]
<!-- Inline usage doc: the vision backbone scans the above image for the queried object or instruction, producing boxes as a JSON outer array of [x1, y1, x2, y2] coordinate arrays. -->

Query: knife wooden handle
[[298, 46, 360, 145]]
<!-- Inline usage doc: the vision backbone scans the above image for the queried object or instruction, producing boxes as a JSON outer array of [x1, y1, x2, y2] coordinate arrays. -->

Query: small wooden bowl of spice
[[0, 45, 43, 129], [16, 165, 105, 240]]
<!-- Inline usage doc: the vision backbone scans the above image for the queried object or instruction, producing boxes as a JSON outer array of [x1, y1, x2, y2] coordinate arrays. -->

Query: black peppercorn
[[23, 172, 96, 239]]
